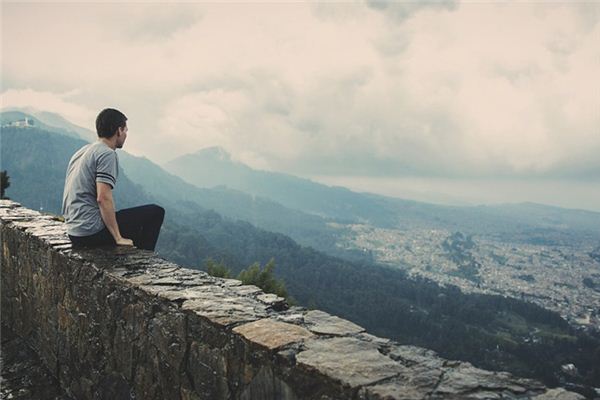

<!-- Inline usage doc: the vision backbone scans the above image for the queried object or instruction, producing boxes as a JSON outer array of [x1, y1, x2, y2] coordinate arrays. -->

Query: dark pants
[[68, 204, 165, 251]]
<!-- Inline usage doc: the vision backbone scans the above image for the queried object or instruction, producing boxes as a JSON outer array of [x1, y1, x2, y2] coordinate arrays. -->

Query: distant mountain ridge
[[166, 147, 600, 244], [165, 146, 381, 222], [4, 107, 599, 245]]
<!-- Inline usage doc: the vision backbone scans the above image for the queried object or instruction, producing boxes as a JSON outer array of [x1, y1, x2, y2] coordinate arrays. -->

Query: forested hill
[[2, 126, 599, 397]]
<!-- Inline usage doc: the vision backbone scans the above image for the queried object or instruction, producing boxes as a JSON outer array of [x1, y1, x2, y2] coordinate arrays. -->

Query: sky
[[2, 1, 599, 211]]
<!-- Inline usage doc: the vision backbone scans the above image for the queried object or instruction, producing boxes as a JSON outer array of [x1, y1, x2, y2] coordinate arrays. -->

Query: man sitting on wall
[[62, 108, 164, 251]]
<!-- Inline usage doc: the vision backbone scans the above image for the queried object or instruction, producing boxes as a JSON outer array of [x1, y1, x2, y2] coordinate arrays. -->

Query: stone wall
[[0, 200, 582, 399]]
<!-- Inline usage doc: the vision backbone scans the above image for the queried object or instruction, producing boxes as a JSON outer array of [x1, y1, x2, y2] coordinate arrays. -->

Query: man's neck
[[99, 137, 117, 150]]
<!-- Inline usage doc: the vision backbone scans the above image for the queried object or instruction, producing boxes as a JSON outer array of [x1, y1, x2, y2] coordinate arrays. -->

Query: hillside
[[1, 108, 97, 142], [118, 152, 346, 257]]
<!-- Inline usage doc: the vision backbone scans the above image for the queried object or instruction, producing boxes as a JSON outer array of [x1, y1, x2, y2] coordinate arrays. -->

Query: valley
[[332, 223, 600, 331]]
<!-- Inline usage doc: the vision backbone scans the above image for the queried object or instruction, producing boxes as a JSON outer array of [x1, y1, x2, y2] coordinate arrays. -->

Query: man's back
[[62, 141, 119, 237]]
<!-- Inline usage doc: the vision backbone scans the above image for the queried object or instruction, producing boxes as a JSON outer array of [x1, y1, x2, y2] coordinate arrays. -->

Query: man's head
[[96, 108, 128, 148]]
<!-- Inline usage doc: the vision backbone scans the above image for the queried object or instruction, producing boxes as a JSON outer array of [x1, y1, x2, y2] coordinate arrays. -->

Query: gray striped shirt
[[62, 141, 119, 236]]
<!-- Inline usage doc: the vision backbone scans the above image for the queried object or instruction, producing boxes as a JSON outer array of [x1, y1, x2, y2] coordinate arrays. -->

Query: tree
[[205, 258, 232, 279], [237, 258, 288, 299], [0, 170, 10, 199]]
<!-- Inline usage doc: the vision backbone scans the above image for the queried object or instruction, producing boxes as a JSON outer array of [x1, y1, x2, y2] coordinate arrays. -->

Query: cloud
[[118, 4, 202, 42], [390, 2, 600, 177], [366, 0, 457, 21], [2, 2, 599, 181]]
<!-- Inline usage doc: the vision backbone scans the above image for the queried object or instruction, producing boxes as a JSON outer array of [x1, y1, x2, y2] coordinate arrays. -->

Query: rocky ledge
[[0, 200, 583, 399]]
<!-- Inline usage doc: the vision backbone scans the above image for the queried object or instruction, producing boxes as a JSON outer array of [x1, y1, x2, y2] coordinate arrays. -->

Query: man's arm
[[97, 182, 133, 246]]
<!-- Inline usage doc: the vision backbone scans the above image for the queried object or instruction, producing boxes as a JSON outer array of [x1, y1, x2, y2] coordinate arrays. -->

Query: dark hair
[[96, 108, 127, 138]]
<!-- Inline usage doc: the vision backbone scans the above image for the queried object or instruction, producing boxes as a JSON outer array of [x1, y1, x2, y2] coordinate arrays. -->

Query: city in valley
[[332, 223, 600, 331]]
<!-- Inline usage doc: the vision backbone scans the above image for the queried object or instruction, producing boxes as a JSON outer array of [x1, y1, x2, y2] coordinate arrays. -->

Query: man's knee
[[151, 204, 165, 219]]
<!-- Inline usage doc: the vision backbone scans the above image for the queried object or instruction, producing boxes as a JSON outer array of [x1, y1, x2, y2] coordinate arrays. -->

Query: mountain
[[1, 110, 83, 141], [165, 146, 403, 226], [166, 147, 600, 245], [1, 108, 98, 143], [30, 110, 98, 142], [3, 125, 600, 396]]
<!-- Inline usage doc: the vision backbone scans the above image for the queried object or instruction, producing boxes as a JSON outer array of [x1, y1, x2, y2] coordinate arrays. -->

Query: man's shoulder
[[85, 142, 116, 161], [90, 141, 114, 154], [73, 143, 91, 155], [69, 143, 115, 169], [68, 143, 91, 164]]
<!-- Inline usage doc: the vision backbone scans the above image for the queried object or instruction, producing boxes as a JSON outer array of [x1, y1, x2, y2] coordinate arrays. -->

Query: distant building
[[2, 118, 35, 128]]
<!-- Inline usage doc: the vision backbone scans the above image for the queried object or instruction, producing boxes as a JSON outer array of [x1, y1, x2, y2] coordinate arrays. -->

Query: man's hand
[[116, 237, 134, 246]]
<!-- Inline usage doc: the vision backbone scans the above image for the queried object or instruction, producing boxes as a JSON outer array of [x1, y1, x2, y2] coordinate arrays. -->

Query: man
[[62, 108, 164, 251]]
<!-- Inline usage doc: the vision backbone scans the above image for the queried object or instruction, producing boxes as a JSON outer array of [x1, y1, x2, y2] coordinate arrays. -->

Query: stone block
[[187, 340, 230, 399], [296, 337, 401, 387], [304, 309, 365, 336], [233, 318, 315, 350], [182, 296, 266, 328], [239, 366, 297, 400], [149, 309, 187, 369]]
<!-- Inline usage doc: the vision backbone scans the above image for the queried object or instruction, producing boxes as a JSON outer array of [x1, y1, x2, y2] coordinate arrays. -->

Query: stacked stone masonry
[[0, 200, 583, 399]]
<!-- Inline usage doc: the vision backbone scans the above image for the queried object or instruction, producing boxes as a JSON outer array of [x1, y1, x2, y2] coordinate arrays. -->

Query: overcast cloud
[[2, 1, 599, 209]]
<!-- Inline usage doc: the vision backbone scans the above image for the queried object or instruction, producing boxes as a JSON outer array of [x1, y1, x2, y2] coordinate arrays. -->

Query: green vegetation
[[1, 170, 10, 199], [237, 259, 288, 299], [205, 259, 232, 279], [204, 258, 289, 300], [443, 232, 482, 284]]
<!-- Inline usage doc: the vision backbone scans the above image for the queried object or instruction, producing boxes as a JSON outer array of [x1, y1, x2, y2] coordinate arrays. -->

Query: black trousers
[[68, 204, 165, 251]]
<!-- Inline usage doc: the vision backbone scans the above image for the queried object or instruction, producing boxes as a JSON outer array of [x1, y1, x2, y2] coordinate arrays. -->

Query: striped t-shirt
[[62, 141, 119, 237]]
